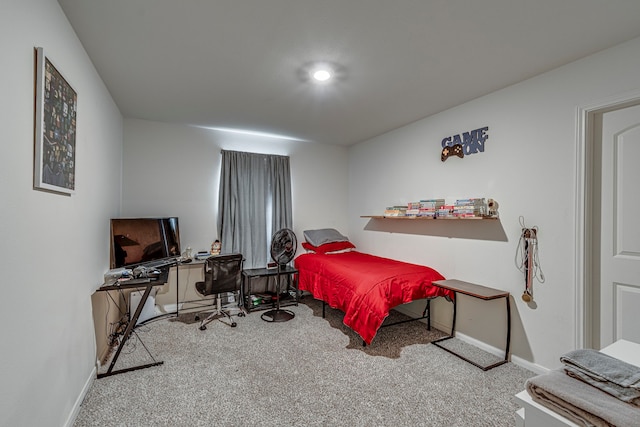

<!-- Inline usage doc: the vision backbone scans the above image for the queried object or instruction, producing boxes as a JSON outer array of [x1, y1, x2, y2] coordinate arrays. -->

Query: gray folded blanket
[[526, 369, 640, 427], [561, 349, 640, 405]]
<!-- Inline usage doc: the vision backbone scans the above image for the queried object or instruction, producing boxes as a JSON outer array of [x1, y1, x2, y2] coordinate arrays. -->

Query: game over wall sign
[[440, 126, 489, 161]]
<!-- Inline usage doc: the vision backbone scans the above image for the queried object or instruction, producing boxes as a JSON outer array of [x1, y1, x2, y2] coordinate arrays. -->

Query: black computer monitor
[[109, 217, 181, 269]]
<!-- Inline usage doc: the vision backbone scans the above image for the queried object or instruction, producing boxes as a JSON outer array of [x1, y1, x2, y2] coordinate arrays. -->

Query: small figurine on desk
[[180, 246, 193, 262], [211, 239, 221, 256]]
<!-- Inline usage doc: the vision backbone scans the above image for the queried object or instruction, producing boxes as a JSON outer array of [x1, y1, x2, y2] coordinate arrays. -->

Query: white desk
[[515, 340, 640, 427]]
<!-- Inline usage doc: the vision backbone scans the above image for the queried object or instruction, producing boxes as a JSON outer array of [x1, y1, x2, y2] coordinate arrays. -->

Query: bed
[[294, 229, 454, 345]]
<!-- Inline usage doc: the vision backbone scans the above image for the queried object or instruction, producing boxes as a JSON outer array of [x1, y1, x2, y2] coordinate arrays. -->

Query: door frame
[[576, 90, 640, 349]]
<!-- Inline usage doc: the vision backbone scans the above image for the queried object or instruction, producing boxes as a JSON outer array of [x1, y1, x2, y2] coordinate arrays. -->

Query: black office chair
[[194, 253, 245, 330]]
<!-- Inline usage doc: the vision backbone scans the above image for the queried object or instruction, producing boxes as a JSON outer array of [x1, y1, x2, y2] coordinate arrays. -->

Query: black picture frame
[[34, 47, 77, 195]]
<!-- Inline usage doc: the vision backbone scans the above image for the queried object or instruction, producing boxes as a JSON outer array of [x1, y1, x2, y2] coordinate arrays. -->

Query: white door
[[598, 104, 640, 348]]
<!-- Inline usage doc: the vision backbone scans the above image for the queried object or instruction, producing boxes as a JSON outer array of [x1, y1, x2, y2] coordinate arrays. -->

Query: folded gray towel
[[526, 369, 640, 427], [565, 366, 640, 406], [560, 349, 640, 404]]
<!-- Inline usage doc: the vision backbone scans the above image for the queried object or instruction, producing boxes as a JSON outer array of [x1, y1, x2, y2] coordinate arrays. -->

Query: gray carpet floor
[[76, 298, 535, 426]]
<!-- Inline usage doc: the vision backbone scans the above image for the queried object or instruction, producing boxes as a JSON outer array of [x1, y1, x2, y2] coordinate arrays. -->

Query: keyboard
[[143, 258, 177, 268], [122, 277, 154, 285]]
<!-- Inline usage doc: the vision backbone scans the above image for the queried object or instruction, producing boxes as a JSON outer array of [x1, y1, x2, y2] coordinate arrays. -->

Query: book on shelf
[[454, 197, 487, 217], [417, 210, 436, 217], [384, 206, 407, 216], [437, 205, 455, 217], [420, 198, 445, 209], [455, 198, 485, 206]]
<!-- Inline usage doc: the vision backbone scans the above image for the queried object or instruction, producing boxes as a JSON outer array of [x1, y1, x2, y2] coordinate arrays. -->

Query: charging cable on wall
[[515, 216, 545, 302]]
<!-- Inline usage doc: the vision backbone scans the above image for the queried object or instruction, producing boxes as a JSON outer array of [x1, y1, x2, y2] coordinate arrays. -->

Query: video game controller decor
[[440, 126, 489, 162], [441, 144, 464, 161]]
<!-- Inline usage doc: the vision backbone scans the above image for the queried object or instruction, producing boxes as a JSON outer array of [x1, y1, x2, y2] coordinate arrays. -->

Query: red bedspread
[[294, 251, 453, 344]]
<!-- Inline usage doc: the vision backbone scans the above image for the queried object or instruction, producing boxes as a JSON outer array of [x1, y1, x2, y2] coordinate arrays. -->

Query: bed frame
[[321, 299, 432, 346], [295, 249, 453, 345]]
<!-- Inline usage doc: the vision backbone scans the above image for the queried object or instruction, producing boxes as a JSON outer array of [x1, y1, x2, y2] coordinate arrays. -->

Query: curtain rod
[[220, 149, 289, 159]]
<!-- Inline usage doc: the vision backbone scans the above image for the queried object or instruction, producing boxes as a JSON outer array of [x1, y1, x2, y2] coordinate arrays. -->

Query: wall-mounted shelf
[[361, 215, 498, 220], [360, 215, 506, 241]]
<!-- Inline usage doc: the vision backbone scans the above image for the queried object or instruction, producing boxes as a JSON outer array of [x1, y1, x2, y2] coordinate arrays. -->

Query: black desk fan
[[261, 228, 297, 322]]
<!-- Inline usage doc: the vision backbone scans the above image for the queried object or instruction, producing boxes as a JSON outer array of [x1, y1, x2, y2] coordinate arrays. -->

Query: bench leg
[[505, 296, 511, 361]]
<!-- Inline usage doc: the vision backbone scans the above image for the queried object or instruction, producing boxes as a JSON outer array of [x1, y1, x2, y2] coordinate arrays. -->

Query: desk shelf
[[245, 291, 299, 312], [242, 266, 299, 313]]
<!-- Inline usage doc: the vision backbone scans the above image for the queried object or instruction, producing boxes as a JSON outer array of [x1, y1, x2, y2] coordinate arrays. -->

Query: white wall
[[0, 0, 123, 425], [348, 36, 640, 370], [122, 119, 349, 265]]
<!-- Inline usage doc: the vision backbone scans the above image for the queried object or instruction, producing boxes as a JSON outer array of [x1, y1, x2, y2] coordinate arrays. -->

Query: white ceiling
[[57, 0, 640, 146]]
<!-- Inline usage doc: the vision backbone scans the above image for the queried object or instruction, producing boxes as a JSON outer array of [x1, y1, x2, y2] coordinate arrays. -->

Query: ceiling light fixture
[[312, 68, 332, 82], [299, 61, 343, 85]]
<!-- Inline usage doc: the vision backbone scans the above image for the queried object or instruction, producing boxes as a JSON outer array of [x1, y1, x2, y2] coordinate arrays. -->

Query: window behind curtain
[[217, 150, 292, 269]]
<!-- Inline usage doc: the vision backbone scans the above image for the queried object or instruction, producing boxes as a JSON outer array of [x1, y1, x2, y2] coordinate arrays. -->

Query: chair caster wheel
[[194, 315, 200, 321], [238, 312, 245, 317], [231, 322, 237, 327], [199, 325, 207, 331]]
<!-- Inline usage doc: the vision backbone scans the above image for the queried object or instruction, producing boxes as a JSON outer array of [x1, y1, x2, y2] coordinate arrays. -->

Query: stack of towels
[[525, 349, 640, 426]]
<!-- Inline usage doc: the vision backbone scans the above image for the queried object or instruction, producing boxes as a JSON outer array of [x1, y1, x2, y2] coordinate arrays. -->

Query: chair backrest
[[196, 253, 243, 296]]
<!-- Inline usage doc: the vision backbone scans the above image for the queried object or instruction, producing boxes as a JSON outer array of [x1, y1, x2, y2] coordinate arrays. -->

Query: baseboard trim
[[510, 355, 549, 375], [64, 366, 96, 427], [395, 303, 549, 374]]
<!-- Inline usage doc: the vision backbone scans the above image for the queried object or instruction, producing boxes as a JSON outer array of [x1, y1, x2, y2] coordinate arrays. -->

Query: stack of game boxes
[[405, 201, 421, 217], [417, 199, 445, 217], [452, 198, 486, 217], [437, 204, 455, 218], [383, 205, 408, 217], [381, 198, 487, 218]]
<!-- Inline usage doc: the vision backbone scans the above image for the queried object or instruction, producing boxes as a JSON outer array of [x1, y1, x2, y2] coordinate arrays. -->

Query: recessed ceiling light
[[311, 68, 332, 82]]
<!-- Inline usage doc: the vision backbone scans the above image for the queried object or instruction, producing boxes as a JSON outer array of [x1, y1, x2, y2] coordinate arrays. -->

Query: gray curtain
[[218, 150, 292, 269]]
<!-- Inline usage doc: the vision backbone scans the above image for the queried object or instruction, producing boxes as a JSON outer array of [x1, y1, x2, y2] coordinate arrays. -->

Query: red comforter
[[294, 251, 453, 344]]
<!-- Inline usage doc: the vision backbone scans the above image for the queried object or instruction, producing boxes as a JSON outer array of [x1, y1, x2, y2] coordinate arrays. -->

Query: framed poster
[[34, 47, 77, 195]]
